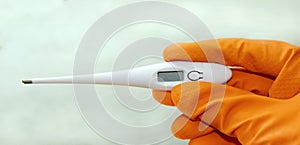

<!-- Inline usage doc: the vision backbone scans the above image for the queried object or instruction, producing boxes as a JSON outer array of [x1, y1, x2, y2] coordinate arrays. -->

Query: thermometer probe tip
[[22, 80, 32, 84]]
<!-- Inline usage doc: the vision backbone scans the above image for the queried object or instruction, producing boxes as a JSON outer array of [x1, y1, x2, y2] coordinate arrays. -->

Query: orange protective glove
[[152, 38, 300, 145]]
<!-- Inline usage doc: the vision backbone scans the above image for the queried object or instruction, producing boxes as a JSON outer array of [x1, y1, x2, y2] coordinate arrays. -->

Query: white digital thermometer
[[22, 61, 232, 90]]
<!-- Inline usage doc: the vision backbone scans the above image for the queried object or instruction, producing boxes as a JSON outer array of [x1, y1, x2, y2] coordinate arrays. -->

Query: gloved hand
[[152, 38, 300, 145]]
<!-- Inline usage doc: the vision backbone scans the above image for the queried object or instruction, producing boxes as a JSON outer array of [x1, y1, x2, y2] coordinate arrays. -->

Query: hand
[[152, 38, 300, 145]]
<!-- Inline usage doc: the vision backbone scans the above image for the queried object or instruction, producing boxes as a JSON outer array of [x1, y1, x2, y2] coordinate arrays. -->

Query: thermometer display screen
[[157, 71, 184, 82]]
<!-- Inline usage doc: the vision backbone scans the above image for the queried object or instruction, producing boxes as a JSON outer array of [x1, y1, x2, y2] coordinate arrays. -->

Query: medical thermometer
[[22, 61, 232, 90]]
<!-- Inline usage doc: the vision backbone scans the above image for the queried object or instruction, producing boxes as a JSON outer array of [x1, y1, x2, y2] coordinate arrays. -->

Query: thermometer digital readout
[[22, 61, 232, 90]]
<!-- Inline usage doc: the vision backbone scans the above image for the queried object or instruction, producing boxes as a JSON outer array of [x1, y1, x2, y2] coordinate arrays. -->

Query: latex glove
[[152, 38, 300, 145]]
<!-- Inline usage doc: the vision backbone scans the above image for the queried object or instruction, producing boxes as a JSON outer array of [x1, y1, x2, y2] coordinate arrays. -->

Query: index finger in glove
[[152, 69, 273, 106]]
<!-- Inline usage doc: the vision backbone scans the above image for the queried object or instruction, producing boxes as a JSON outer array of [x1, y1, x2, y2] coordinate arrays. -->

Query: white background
[[0, 0, 299, 144]]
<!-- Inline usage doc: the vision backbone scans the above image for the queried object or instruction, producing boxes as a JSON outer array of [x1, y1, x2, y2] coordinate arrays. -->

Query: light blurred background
[[1, 0, 299, 144]]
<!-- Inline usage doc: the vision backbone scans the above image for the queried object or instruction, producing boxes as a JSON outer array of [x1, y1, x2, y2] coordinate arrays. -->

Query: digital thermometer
[[22, 61, 232, 90]]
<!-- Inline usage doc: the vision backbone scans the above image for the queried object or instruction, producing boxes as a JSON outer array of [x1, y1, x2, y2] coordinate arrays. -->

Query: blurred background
[[1, 0, 299, 144]]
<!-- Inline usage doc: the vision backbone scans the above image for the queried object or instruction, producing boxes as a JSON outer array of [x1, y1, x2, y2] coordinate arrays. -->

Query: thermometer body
[[23, 61, 232, 90]]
